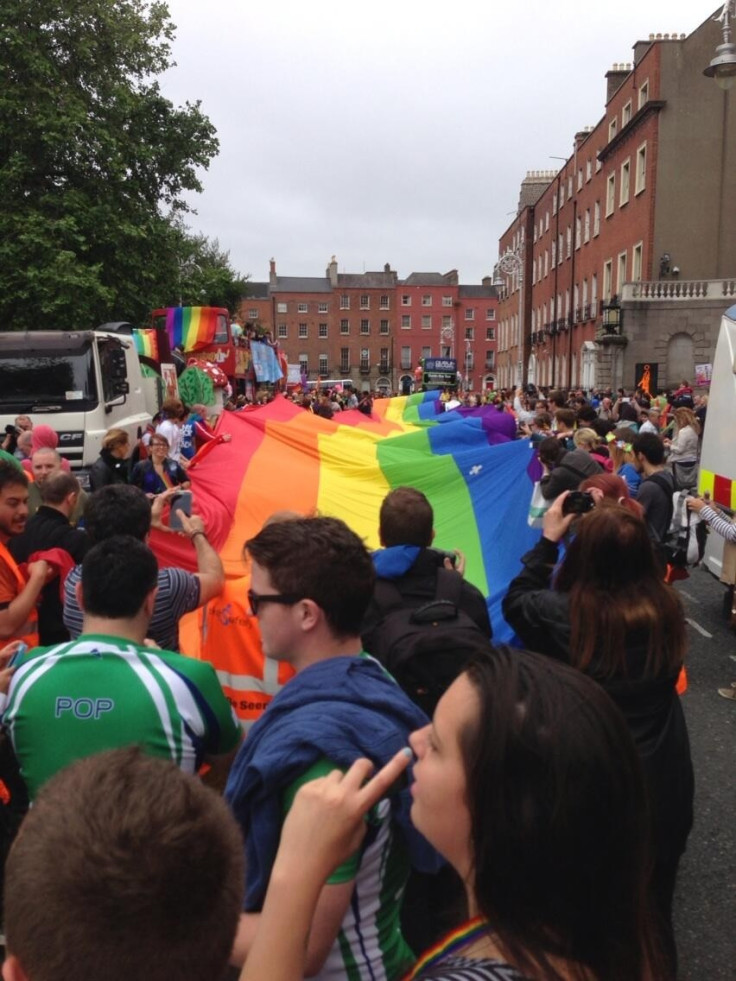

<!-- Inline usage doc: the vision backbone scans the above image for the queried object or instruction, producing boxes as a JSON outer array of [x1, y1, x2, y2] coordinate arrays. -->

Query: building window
[[277, 323, 287, 339], [465, 308, 475, 321], [442, 315, 451, 328], [636, 143, 647, 194], [298, 323, 308, 338], [401, 345, 412, 369], [620, 159, 630, 206], [622, 100, 632, 126], [567, 175, 573, 198], [340, 319, 349, 335], [558, 233, 564, 264], [591, 273, 598, 311], [594, 201, 601, 236], [465, 327, 474, 340], [545, 211, 549, 231], [584, 209, 590, 243], [486, 327, 495, 341], [401, 315, 411, 329], [277, 302, 287, 314], [380, 319, 389, 334], [340, 295, 350, 310], [559, 183, 565, 207], [575, 216, 581, 250], [442, 295, 453, 307], [422, 294, 432, 306], [297, 302, 309, 314], [486, 308, 495, 321], [360, 295, 369, 309], [360, 348, 370, 371], [401, 294, 411, 306], [380, 347, 389, 369], [318, 322, 328, 338], [603, 260, 613, 302], [247, 308, 259, 319], [617, 251, 627, 293], [379, 295, 390, 309], [318, 302, 328, 314], [319, 354, 328, 375], [606, 174, 615, 217], [586, 159, 592, 182], [360, 319, 370, 335], [608, 118, 617, 142], [638, 79, 649, 109], [552, 190, 557, 215], [421, 346, 431, 360], [299, 355, 308, 375], [485, 350, 495, 369], [340, 348, 350, 373], [421, 315, 431, 329], [632, 242, 643, 281], [544, 250, 549, 277], [551, 242, 557, 267]]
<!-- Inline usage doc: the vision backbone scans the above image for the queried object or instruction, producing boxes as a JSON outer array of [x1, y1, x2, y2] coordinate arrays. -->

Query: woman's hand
[[274, 749, 412, 881], [542, 491, 576, 544]]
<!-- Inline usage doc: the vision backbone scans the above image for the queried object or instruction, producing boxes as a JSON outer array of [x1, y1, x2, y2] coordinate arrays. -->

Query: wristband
[[189, 531, 207, 543]]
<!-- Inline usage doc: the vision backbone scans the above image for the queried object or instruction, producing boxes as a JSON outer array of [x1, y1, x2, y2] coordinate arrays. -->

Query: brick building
[[496, 9, 736, 394], [237, 258, 498, 393]]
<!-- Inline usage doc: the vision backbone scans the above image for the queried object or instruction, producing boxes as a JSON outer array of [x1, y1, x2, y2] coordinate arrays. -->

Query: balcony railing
[[583, 304, 591, 320], [378, 362, 389, 374], [622, 279, 736, 301]]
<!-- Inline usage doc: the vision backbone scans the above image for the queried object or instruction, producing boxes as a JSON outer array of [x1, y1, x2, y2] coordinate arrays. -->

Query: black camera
[[562, 491, 595, 516], [4, 425, 19, 437]]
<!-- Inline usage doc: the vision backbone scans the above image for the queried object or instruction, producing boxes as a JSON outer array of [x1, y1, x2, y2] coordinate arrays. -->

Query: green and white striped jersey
[[4, 634, 241, 799]]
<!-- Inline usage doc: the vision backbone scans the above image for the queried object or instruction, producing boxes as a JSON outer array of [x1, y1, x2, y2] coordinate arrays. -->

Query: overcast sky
[[160, 0, 716, 286]]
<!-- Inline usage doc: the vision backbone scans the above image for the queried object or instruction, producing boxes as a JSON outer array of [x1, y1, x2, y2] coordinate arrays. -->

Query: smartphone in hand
[[169, 491, 193, 531]]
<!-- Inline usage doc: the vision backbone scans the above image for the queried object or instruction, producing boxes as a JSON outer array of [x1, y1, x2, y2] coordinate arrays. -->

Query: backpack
[[649, 479, 704, 569], [371, 569, 490, 717]]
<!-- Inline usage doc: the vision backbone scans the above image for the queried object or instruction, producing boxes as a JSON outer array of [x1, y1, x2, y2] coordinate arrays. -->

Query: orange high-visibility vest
[[178, 575, 294, 733], [0, 542, 39, 649]]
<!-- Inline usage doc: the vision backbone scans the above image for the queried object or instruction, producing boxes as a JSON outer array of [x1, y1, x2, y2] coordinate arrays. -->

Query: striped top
[[415, 957, 530, 980], [4, 634, 241, 799], [700, 504, 736, 544], [63, 566, 200, 652]]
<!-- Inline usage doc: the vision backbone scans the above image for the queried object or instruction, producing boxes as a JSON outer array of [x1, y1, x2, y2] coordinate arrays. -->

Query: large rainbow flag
[[152, 392, 540, 650], [164, 306, 222, 353], [132, 328, 159, 362]]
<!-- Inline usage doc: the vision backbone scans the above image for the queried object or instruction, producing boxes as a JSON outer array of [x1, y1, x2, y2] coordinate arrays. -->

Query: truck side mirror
[[108, 348, 129, 398]]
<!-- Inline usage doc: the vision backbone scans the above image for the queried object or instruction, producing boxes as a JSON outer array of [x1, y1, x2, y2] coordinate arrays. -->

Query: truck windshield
[[0, 345, 98, 412]]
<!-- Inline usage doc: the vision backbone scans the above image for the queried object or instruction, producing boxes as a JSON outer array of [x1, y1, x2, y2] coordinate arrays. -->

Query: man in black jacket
[[361, 486, 491, 653], [10, 471, 88, 645]]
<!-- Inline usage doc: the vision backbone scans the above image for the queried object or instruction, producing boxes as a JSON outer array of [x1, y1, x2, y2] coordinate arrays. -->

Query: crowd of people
[[0, 377, 721, 981]]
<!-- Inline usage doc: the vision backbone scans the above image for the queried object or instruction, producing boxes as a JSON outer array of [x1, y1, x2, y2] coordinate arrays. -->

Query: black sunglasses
[[247, 589, 303, 617]]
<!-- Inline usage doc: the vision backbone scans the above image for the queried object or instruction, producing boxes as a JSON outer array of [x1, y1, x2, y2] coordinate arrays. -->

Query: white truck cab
[[0, 327, 157, 487]]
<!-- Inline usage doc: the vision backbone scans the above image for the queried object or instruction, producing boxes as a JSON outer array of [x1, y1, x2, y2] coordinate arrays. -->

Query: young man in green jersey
[[4, 536, 241, 799]]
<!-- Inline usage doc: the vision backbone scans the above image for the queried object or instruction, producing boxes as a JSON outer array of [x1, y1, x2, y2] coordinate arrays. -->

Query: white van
[[698, 304, 736, 577]]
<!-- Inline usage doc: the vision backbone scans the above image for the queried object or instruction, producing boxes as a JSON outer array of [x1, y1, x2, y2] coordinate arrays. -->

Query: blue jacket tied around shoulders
[[225, 655, 442, 910]]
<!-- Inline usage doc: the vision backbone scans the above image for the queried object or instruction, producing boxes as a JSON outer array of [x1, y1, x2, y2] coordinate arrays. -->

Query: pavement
[[672, 565, 736, 980]]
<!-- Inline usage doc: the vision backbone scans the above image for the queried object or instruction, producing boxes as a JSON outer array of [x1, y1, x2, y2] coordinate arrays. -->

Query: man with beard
[[0, 462, 49, 647]]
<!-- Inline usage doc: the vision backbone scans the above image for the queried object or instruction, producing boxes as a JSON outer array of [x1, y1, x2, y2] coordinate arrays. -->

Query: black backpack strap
[[373, 577, 409, 616], [434, 567, 464, 608], [648, 473, 675, 527]]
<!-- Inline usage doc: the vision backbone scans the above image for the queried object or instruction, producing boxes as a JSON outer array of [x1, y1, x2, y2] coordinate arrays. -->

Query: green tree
[[0, 0, 220, 329], [175, 232, 250, 313]]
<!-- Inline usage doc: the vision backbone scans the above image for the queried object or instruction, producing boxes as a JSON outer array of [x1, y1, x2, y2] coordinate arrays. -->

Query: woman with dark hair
[[130, 433, 189, 497], [503, 495, 693, 970], [239, 647, 666, 981]]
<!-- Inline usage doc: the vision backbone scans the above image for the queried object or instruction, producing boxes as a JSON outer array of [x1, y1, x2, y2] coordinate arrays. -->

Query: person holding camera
[[537, 435, 603, 500], [503, 493, 693, 972]]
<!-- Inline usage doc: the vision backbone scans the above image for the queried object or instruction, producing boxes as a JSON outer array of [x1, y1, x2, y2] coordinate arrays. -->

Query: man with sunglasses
[[225, 515, 440, 981]]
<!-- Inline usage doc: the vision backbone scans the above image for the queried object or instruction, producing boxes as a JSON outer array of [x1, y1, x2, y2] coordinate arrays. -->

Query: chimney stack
[[269, 258, 277, 285]]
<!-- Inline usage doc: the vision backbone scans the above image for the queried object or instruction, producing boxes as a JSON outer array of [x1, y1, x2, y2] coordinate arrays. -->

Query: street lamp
[[704, 2, 736, 90], [493, 248, 524, 388], [464, 338, 472, 392]]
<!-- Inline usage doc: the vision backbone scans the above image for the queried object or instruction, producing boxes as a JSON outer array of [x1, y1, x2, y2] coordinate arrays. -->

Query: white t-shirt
[[156, 419, 182, 462]]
